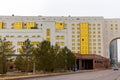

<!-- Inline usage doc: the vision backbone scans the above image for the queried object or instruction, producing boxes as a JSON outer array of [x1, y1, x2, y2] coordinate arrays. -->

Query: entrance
[[82, 59, 93, 70]]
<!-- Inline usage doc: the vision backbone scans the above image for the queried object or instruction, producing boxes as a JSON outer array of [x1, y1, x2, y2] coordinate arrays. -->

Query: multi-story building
[[0, 16, 119, 61]]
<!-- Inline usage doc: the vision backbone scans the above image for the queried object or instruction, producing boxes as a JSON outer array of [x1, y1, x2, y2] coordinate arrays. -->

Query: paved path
[[20, 69, 120, 80]]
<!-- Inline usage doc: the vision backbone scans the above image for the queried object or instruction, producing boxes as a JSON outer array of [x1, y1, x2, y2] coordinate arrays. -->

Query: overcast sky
[[0, 0, 120, 61], [0, 0, 120, 18]]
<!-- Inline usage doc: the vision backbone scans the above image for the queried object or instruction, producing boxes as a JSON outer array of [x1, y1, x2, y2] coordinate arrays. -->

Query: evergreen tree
[[0, 38, 15, 74]]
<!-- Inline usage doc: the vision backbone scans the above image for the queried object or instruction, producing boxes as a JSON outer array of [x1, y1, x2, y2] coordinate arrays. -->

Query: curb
[[0, 70, 94, 80]]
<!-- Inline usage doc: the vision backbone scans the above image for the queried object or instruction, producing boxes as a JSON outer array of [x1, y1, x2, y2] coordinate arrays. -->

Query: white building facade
[[0, 16, 119, 58]]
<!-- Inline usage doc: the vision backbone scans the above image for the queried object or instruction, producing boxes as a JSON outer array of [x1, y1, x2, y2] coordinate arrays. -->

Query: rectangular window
[[13, 22, 23, 29], [26, 22, 36, 29]]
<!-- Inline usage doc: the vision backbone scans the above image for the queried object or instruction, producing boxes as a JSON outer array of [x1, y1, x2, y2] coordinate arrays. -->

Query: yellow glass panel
[[46, 29, 50, 41], [17, 48, 23, 52], [80, 22, 89, 54], [17, 41, 24, 45], [56, 22, 64, 30], [32, 41, 40, 45], [0, 22, 3, 29], [26, 22, 36, 29], [13, 22, 23, 29]]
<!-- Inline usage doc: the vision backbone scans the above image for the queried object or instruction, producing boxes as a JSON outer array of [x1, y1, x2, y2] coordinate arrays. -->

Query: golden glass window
[[61, 42, 64, 46], [26, 22, 36, 29], [32, 41, 40, 45], [61, 36, 64, 39], [93, 39, 96, 41], [32, 36, 36, 38], [72, 24, 75, 26], [98, 27, 101, 30], [89, 24, 91, 26], [0, 22, 3, 29], [93, 43, 96, 45], [72, 35, 75, 38], [93, 35, 96, 38], [13, 22, 23, 29], [77, 43, 80, 46], [77, 28, 80, 30], [98, 35, 101, 38], [72, 39, 75, 42], [115, 27, 118, 30], [72, 47, 75, 50], [72, 31, 75, 34], [93, 24, 95, 26], [98, 39, 101, 41], [18, 35, 22, 38], [24, 36, 28, 38], [98, 51, 101, 53], [93, 28, 95, 30], [37, 35, 41, 37], [98, 31, 100, 34], [5, 41, 13, 45], [93, 31, 96, 34], [111, 28, 113, 30], [97, 24, 101, 26], [56, 22, 64, 30], [72, 27, 75, 30], [115, 24, 118, 26], [18, 41, 24, 45], [111, 24, 113, 26], [17, 48, 23, 52], [72, 43, 75, 46], [98, 43, 101, 45]]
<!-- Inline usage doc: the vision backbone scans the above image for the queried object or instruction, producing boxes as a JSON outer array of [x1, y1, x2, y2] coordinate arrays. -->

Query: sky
[[1, 0, 120, 61], [0, 0, 120, 18]]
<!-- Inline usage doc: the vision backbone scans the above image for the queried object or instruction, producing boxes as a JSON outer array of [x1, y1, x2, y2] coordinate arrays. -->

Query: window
[[32, 36, 36, 38], [111, 24, 113, 26], [32, 41, 40, 45], [93, 28, 95, 30], [111, 28, 113, 30], [72, 31, 75, 34], [115, 24, 118, 27], [18, 41, 24, 45], [61, 42, 64, 46], [24, 36, 28, 38], [93, 31, 96, 34], [115, 27, 118, 30], [17, 48, 23, 52], [98, 27, 101, 30], [93, 24, 95, 26], [93, 35, 96, 38], [93, 39, 96, 41], [98, 31, 100, 34], [0, 22, 3, 29], [72, 39, 75, 42], [72, 47, 75, 50], [72, 24, 75, 26], [37, 35, 41, 38], [72, 43, 75, 46], [13, 22, 23, 29], [98, 35, 101, 38], [26, 22, 36, 29], [61, 36, 64, 39], [17, 35, 22, 38], [93, 43, 96, 46], [98, 43, 101, 45], [97, 24, 101, 26], [89, 24, 91, 26], [72, 27, 75, 30], [72, 35, 75, 38]]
